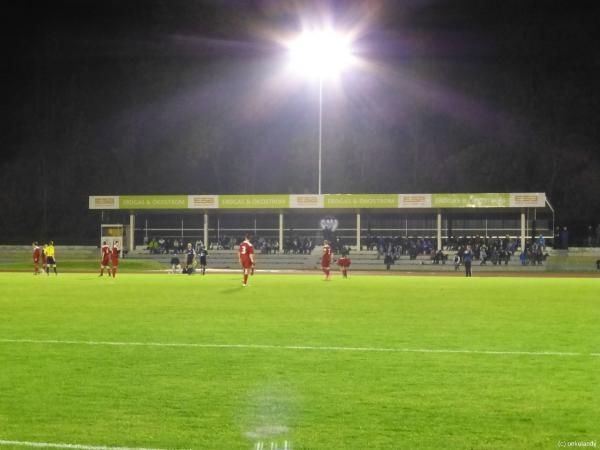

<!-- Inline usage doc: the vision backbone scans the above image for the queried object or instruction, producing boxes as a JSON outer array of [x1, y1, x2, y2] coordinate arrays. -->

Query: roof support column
[[520, 209, 526, 251], [204, 213, 209, 249], [129, 213, 135, 252], [279, 213, 284, 253], [356, 212, 361, 251], [437, 209, 442, 251]]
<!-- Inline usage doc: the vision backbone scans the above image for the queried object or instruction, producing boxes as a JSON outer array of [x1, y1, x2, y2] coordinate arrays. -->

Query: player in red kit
[[238, 233, 255, 287], [41, 244, 47, 273], [337, 254, 351, 278], [321, 240, 333, 280], [99, 241, 111, 276], [110, 242, 120, 278], [32, 242, 41, 275]]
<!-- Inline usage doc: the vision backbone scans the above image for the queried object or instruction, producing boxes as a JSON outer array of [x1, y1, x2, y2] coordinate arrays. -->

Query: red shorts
[[111, 259, 119, 267], [101, 258, 110, 267], [321, 258, 331, 268], [240, 258, 253, 269]]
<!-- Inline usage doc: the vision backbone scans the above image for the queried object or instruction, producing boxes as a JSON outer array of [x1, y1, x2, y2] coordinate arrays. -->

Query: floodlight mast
[[318, 76, 323, 195], [287, 29, 354, 195]]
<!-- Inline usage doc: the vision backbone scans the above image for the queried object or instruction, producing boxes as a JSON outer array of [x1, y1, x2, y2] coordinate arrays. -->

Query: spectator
[[520, 250, 527, 265], [559, 226, 569, 249], [537, 233, 545, 251], [453, 253, 461, 271], [170, 256, 181, 274], [384, 252, 394, 270], [463, 245, 473, 277], [586, 225, 594, 247], [433, 249, 446, 264], [480, 244, 489, 265]]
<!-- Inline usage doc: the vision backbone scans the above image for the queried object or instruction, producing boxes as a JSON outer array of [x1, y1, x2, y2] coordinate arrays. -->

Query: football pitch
[[1, 273, 598, 450]]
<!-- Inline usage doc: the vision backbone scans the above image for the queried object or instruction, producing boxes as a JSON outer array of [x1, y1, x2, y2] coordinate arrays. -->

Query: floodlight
[[287, 29, 354, 79], [284, 28, 356, 194]]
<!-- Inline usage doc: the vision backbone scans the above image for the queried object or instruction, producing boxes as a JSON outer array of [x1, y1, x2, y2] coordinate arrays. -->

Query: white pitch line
[[0, 439, 188, 450], [0, 338, 590, 357]]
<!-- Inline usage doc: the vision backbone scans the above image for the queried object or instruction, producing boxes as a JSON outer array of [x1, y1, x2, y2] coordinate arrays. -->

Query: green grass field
[[1, 272, 599, 450]]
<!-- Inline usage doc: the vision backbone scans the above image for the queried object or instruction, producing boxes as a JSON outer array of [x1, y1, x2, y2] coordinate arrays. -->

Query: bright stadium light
[[287, 29, 354, 79], [286, 28, 356, 195]]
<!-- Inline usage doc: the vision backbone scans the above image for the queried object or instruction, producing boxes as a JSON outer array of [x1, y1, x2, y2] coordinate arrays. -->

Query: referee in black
[[198, 246, 208, 275], [185, 243, 196, 275]]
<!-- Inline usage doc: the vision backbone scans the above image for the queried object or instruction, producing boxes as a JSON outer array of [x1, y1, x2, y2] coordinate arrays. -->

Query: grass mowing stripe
[[2, 273, 598, 449], [0, 440, 188, 450], [0, 338, 587, 357]]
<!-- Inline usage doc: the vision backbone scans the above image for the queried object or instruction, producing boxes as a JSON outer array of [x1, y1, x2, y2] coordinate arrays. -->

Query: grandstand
[[89, 193, 554, 271]]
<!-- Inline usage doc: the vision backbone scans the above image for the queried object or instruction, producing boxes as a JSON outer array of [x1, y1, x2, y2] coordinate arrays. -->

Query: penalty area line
[[0, 338, 590, 357], [0, 439, 189, 450]]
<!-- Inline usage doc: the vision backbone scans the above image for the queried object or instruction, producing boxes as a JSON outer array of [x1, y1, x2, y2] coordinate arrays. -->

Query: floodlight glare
[[284, 28, 356, 194], [287, 29, 354, 79]]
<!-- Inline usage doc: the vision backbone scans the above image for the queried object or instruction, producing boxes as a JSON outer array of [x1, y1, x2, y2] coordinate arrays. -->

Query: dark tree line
[[2, 0, 599, 243]]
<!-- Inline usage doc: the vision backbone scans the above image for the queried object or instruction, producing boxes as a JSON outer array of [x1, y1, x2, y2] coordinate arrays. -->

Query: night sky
[[3, 0, 600, 243]]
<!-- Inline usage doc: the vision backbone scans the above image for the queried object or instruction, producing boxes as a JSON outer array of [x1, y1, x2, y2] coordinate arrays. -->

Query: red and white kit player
[[99, 241, 111, 276], [32, 242, 41, 274], [337, 254, 351, 278], [321, 240, 333, 280], [110, 242, 120, 278], [238, 233, 255, 286]]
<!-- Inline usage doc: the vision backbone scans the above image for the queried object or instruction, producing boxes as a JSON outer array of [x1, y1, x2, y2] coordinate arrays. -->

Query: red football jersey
[[101, 245, 110, 263], [33, 246, 41, 261], [321, 245, 332, 266], [239, 240, 254, 267], [111, 246, 119, 262], [337, 256, 351, 267]]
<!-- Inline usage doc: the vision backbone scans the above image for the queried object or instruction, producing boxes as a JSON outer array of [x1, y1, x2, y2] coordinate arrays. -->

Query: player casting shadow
[[219, 286, 246, 294]]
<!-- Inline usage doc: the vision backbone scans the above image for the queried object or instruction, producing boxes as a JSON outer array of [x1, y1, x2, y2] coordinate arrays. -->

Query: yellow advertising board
[[324, 194, 398, 208], [218, 195, 290, 209], [89, 193, 547, 210], [431, 193, 510, 208], [119, 195, 188, 209]]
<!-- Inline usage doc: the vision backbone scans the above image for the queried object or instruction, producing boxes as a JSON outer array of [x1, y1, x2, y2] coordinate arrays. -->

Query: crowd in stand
[[364, 234, 551, 267], [146, 231, 559, 268], [146, 237, 207, 254], [257, 237, 279, 254], [211, 236, 235, 250], [146, 235, 318, 255], [449, 235, 549, 266], [146, 237, 187, 254], [365, 235, 436, 260], [283, 237, 315, 255]]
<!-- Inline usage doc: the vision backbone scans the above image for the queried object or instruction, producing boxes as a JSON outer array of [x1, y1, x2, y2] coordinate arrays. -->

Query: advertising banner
[[188, 195, 219, 209], [324, 194, 398, 209], [89, 193, 546, 210], [218, 195, 290, 209], [399, 194, 432, 208], [431, 193, 510, 208], [509, 193, 546, 208], [89, 196, 119, 210], [119, 195, 188, 209], [289, 194, 324, 208]]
